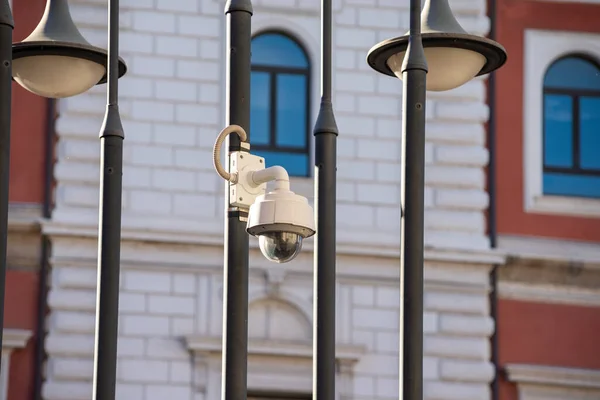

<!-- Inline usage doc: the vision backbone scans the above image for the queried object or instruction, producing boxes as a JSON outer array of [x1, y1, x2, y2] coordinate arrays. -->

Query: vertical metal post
[[313, 0, 338, 398], [0, 0, 12, 369], [92, 0, 124, 397], [400, 0, 428, 398], [222, 1, 252, 400]]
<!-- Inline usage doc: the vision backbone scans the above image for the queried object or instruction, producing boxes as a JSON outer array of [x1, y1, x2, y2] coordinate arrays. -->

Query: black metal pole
[[400, 0, 428, 398], [222, 1, 252, 400], [0, 0, 12, 371], [92, 0, 124, 397], [313, 0, 338, 398]]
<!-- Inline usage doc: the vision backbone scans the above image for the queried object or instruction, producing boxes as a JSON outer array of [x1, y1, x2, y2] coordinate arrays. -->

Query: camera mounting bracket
[[229, 151, 266, 210]]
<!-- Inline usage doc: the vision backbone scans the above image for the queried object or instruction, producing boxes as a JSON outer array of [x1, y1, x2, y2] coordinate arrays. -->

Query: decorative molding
[[527, 195, 600, 219], [0, 352, 8, 400], [187, 336, 364, 397], [265, 268, 286, 296], [2, 328, 33, 349], [530, 0, 600, 4], [43, 210, 506, 266], [8, 203, 42, 233], [1, 329, 32, 400], [498, 281, 600, 307], [498, 235, 600, 268], [186, 335, 365, 363], [214, 0, 343, 13], [506, 363, 600, 400], [505, 364, 600, 389], [247, 286, 314, 326], [523, 29, 600, 218]]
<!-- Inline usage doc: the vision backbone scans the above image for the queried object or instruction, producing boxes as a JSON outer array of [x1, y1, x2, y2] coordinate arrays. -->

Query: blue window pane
[[276, 74, 307, 149], [544, 57, 600, 90], [544, 94, 573, 168], [253, 150, 309, 177], [250, 72, 270, 146], [251, 33, 308, 68], [543, 172, 600, 198], [579, 96, 600, 171]]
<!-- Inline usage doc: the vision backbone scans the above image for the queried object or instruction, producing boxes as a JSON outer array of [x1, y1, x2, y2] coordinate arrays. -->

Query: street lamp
[[12, 0, 126, 98], [312, 0, 339, 398], [366, 0, 506, 399], [0, 0, 127, 377], [0, 0, 13, 373], [221, 2, 253, 399], [220, 0, 338, 399], [368, 0, 506, 91]]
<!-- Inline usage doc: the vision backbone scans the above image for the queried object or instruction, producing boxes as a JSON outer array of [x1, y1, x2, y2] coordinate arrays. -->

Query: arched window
[[543, 55, 600, 198], [250, 31, 311, 177]]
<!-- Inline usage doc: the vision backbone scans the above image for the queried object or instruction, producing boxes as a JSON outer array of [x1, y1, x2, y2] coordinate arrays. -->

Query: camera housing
[[247, 189, 316, 263], [227, 151, 315, 263]]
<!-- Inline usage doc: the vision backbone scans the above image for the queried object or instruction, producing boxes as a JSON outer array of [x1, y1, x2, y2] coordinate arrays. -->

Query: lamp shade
[[12, 0, 127, 99], [366, 0, 507, 92]]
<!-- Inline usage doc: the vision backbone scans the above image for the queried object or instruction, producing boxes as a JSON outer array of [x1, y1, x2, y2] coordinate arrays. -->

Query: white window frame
[[236, 16, 321, 199], [1, 329, 32, 400], [523, 29, 600, 218], [505, 364, 600, 400]]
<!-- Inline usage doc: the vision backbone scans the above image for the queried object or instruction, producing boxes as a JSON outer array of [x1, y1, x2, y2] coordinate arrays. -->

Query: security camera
[[212, 125, 316, 263], [247, 185, 315, 263]]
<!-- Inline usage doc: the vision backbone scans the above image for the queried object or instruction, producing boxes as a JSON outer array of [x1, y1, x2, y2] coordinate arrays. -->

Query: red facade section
[[497, 299, 600, 400], [494, 0, 600, 241], [498, 299, 600, 369], [5, 1, 48, 399], [9, 0, 48, 203], [494, 1, 600, 399], [5, 270, 38, 400]]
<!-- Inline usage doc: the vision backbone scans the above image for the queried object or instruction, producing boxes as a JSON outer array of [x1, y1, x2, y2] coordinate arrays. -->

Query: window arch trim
[[541, 53, 600, 200], [523, 29, 600, 216], [250, 30, 312, 177], [543, 53, 600, 92]]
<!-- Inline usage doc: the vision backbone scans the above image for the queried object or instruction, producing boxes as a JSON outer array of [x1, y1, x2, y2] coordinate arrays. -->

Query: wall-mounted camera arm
[[249, 166, 290, 192], [212, 124, 316, 264]]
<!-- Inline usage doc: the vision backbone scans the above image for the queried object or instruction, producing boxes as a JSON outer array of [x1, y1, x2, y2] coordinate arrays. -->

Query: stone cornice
[[505, 363, 600, 390], [186, 335, 365, 365], [8, 203, 42, 233], [498, 235, 600, 270], [2, 328, 33, 349], [43, 210, 506, 266], [498, 282, 600, 308]]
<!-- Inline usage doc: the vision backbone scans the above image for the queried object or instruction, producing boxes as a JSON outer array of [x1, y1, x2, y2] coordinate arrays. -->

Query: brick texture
[[43, 0, 496, 399]]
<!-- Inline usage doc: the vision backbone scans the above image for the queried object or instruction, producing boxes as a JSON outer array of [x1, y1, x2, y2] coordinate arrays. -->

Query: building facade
[[2, 0, 599, 399], [2, 0, 52, 399], [493, 0, 600, 399]]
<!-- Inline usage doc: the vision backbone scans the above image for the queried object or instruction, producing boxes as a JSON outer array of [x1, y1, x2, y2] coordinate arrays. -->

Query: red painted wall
[[494, 0, 600, 242], [5, 270, 39, 400], [497, 299, 600, 400], [10, 0, 48, 203], [5, 1, 48, 399]]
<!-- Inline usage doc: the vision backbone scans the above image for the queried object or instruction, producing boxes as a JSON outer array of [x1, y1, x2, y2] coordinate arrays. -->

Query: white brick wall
[[42, 0, 497, 398], [51, 0, 493, 253], [43, 236, 494, 400]]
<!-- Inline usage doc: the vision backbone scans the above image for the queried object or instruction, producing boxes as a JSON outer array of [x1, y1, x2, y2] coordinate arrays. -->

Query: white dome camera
[[247, 187, 316, 263], [212, 125, 316, 263]]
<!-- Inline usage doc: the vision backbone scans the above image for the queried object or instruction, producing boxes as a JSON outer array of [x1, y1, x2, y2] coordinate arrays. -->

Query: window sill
[[526, 194, 600, 218]]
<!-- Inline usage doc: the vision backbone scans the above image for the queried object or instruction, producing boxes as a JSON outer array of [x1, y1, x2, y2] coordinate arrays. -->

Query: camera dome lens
[[258, 232, 303, 263]]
